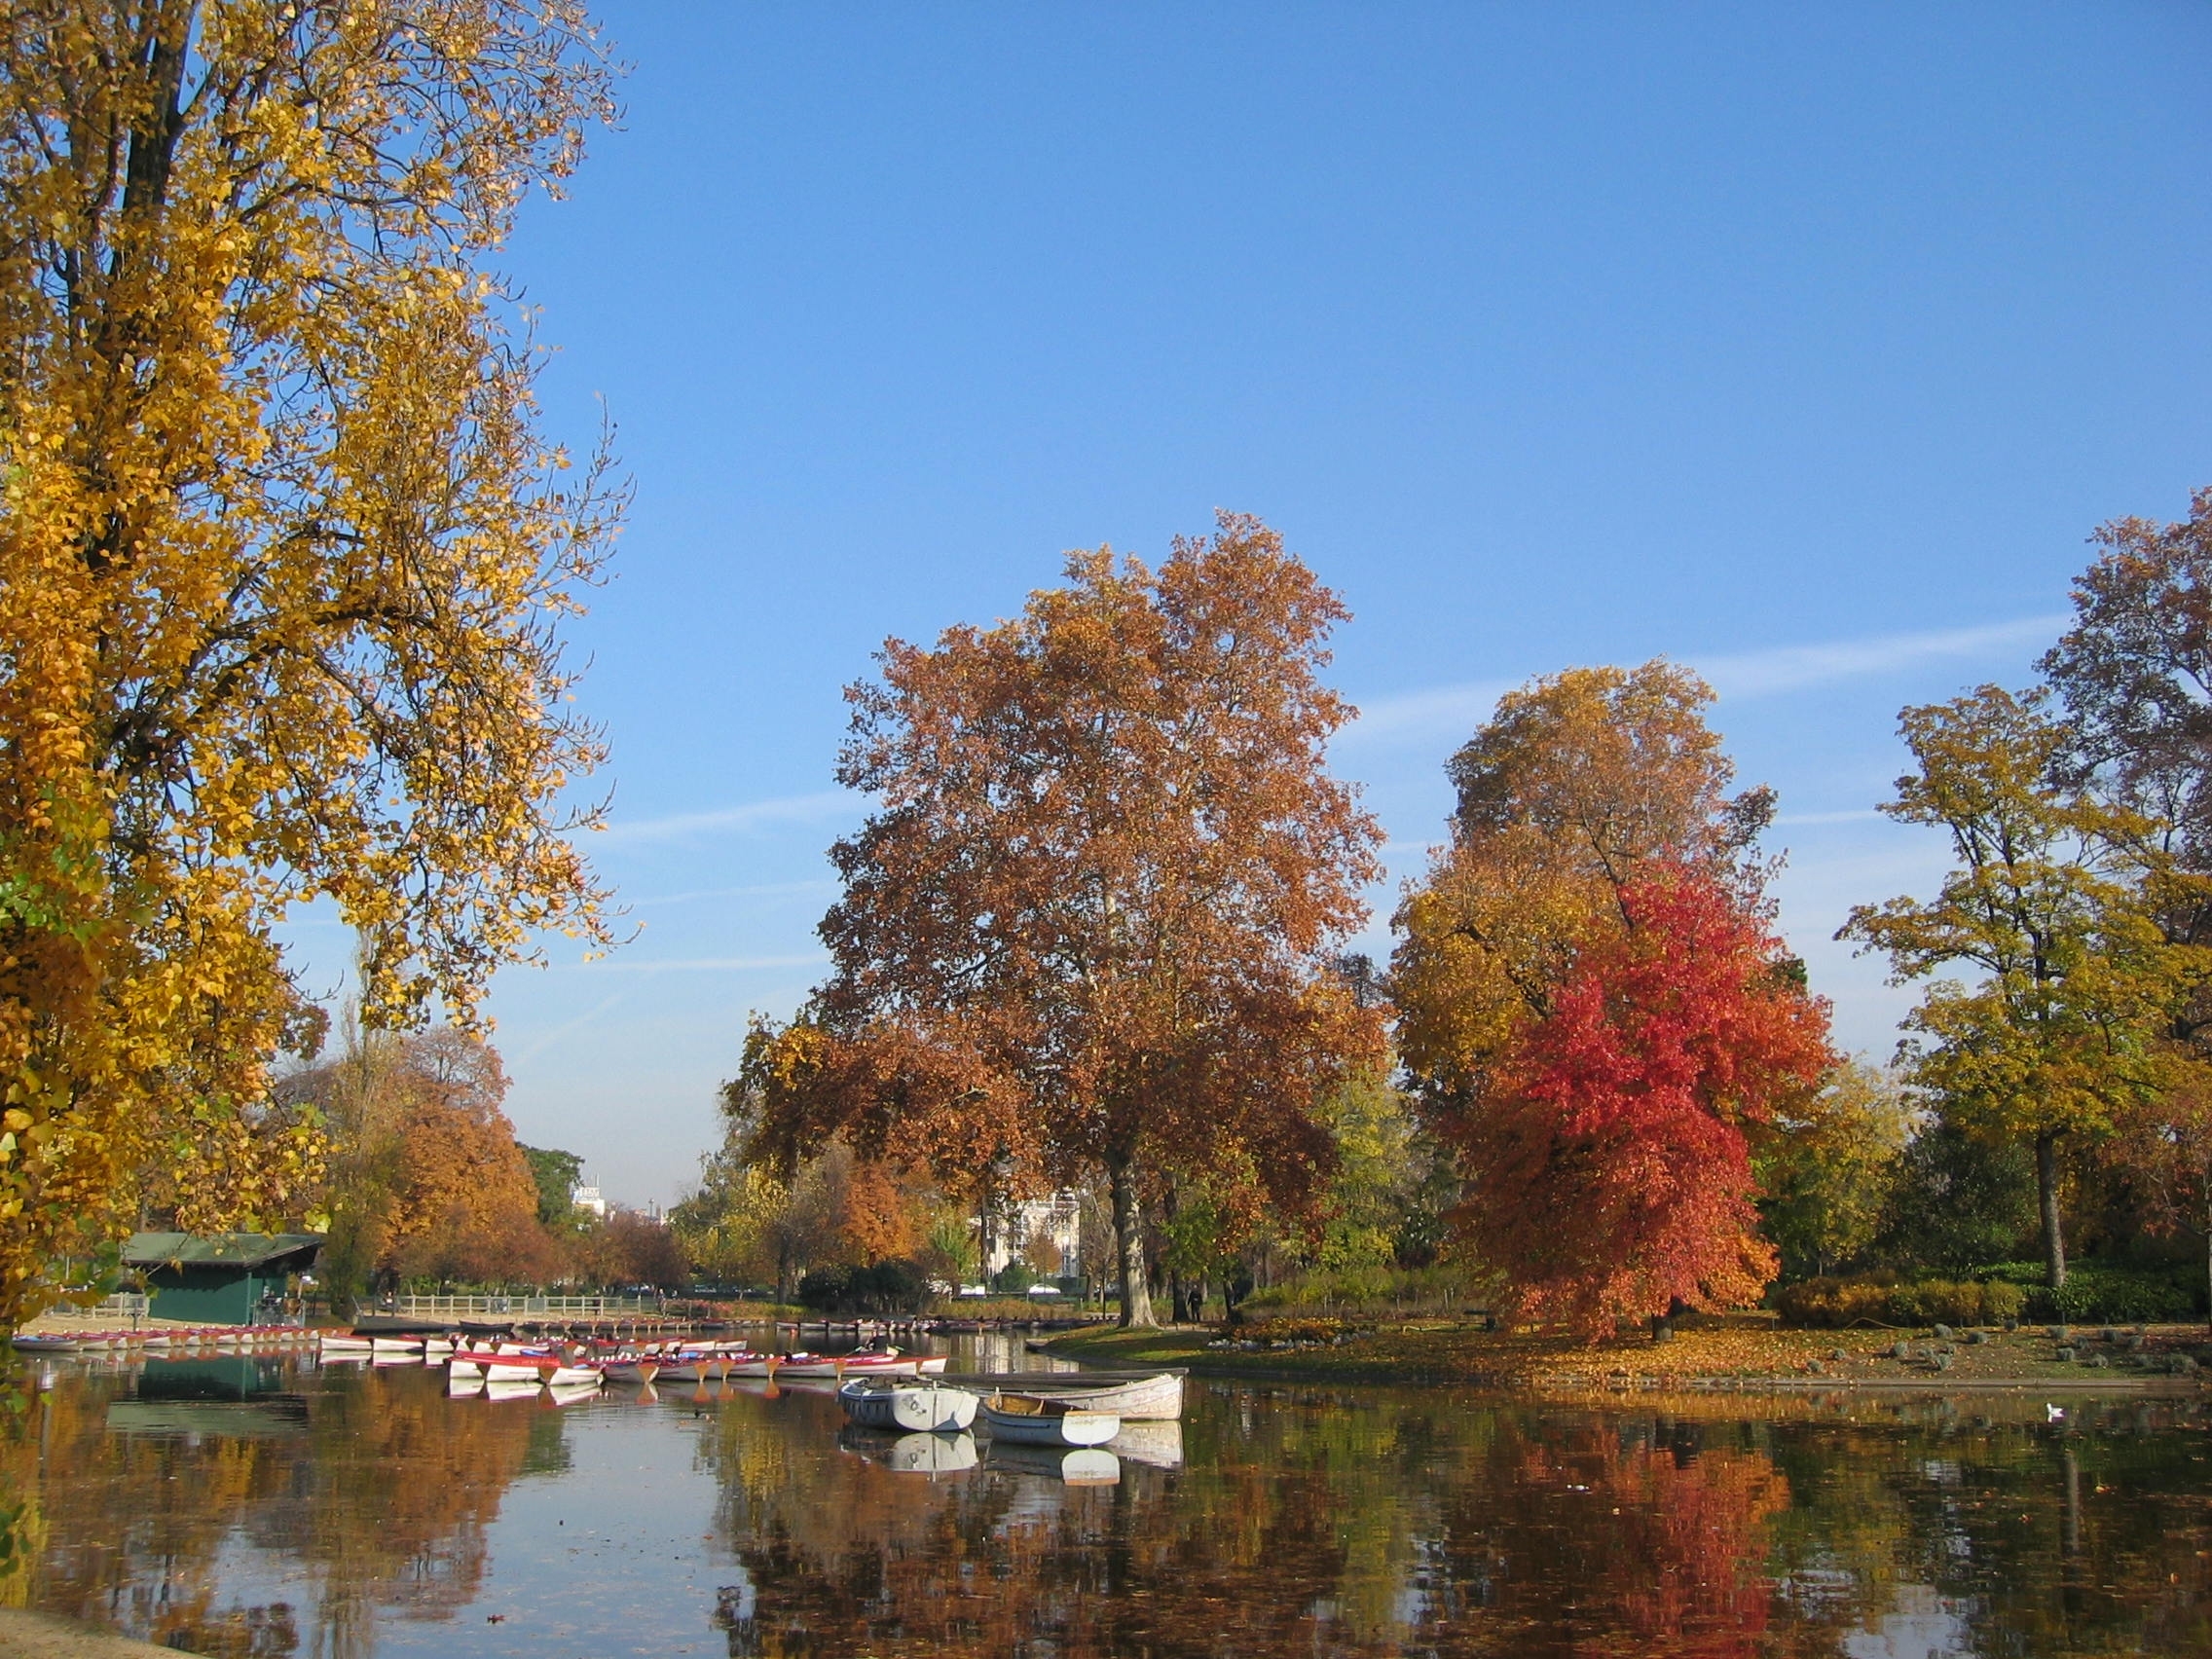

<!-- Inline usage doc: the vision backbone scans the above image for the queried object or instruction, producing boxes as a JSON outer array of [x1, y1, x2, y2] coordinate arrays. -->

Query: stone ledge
[[0, 1609, 174, 1657]]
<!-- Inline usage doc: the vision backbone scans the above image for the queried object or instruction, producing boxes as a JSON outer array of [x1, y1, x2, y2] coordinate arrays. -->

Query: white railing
[[390, 1294, 660, 1319]]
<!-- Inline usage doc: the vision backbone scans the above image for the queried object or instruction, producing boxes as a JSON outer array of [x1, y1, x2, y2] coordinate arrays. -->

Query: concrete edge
[[0, 1608, 174, 1657]]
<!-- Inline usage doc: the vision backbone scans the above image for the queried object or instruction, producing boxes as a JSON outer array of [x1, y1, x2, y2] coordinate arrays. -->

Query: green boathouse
[[122, 1232, 324, 1325]]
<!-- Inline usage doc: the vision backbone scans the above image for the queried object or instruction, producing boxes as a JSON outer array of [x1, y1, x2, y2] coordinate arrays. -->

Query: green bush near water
[[1979, 1262, 2205, 1324], [795, 1259, 931, 1315], [1774, 1275, 2025, 1328]]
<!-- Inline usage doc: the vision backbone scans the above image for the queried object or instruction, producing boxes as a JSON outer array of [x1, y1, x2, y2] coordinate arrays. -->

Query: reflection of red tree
[[1515, 1439, 1788, 1657], [711, 1392, 1802, 1659]]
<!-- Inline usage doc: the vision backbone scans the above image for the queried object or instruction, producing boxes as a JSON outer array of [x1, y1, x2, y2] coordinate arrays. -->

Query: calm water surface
[[14, 1335, 2212, 1656]]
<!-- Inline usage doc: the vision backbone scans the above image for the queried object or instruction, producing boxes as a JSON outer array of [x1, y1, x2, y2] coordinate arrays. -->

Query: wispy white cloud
[[1697, 614, 2067, 699], [1343, 614, 2067, 750], [577, 953, 830, 974], [1774, 808, 1887, 827], [510, 993, 628, 1062], [598, 791, 858, 846], [1342, 679, 1517, 747]]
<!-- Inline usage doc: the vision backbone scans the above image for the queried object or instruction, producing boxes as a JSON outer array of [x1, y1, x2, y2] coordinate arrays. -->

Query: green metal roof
[[122, 1232, 324, 1270]]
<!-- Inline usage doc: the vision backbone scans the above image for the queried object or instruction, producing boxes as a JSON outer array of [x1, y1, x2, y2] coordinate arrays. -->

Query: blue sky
[[288, 3, 2212, 1206]]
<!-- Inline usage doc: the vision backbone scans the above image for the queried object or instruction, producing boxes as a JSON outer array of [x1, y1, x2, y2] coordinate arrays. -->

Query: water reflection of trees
[[703, 1387, 2212, 1658], [26, 1363, 547, 1657]]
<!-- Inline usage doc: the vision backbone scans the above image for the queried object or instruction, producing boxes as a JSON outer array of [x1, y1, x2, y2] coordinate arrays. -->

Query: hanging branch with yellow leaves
[[0, 0, 625, 1323]]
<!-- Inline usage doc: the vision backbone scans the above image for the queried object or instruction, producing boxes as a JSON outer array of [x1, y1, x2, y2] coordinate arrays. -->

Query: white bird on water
[[2046, 1404, 2066, 1421]]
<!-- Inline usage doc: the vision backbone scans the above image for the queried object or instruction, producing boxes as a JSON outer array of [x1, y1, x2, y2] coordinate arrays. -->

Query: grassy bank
[[1041, 1316, 2212, 1394]]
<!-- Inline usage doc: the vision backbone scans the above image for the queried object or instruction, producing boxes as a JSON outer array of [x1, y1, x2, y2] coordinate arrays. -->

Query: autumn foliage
[[281, 1026, 557, 1298], [1449, 872, 1832, 1332], [0, 1, 621, 1323], [756, 516, 1384, 1325]]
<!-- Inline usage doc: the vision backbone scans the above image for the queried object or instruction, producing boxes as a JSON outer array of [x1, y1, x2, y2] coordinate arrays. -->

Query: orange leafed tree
[[283, 1025, 555, 1296], [377, 1031, 555, 1287], [1392, 661, 1776, 1105], [761, 515, 1384, 1325], [1450, 871, 1833, 1332]]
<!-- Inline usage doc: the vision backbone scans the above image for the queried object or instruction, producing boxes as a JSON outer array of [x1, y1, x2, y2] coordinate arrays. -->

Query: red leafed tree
[[1451, 870, 1833, 1334]]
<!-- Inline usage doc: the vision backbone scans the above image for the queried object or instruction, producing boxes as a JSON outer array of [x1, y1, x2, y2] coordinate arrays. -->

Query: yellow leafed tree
[[0, 1, 622, 1324]]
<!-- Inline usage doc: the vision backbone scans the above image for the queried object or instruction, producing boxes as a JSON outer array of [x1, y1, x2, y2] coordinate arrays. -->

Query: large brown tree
[[758, 515, 1383, 1325]]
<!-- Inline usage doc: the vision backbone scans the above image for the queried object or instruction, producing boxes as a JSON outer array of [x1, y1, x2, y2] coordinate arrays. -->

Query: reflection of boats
[[447, 1374, 485, 1398], [728, 1350, 949, 1381], [547, 1381, 602, 1407], [948, 1371, 1183, 1420], [1105, 1418, 1184, 1469], [838, 1377, 977, 1433], [484, 1379, 541, 1402], [839, 1424, 979, 1474], [977, 1393, 1120, 1447], [987, 1442, 1121, 1485], [481, 1354, 600, 1387]]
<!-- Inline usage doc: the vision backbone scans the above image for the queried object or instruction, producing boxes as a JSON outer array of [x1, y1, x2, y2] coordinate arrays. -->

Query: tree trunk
[[2036, 1131, 2067, 1290], [1108, 1156, 1156, 1328]]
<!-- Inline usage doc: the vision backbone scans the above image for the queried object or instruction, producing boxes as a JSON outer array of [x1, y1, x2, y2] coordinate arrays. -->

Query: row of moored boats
[[314, 1332, 954, 1397]]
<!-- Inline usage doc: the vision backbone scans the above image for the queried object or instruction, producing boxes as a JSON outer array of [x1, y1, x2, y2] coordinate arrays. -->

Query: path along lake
[[12, 1335, 2212, 1656]]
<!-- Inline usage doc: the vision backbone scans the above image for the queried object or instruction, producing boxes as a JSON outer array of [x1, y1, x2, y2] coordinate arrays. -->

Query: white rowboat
[[948, 1370, 1182, 1420], [977, 1393, 1120, 1448], [838, 1378, 977, 1433]]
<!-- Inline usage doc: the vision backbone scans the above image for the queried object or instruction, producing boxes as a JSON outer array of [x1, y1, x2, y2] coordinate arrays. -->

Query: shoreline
[[1036, 1320, 2212, 1400], [0, 1609, 175, 1658]]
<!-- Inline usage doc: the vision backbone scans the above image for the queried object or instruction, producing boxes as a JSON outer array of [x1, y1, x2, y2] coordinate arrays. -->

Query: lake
[[9, 1336, 2212, 1656]]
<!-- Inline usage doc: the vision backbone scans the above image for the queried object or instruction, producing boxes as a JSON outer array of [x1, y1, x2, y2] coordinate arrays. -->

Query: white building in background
[[572, 1180, 608, 1220], [982, 1190, 1083, 1279]]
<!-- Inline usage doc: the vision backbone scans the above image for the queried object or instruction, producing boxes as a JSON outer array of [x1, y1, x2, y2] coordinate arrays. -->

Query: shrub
[[1774, 1275, 2025, 1329], [988, 1262, 1037, 1296], [795, 1259, 932, 1315], [1980, 1262, 2204, 1324]]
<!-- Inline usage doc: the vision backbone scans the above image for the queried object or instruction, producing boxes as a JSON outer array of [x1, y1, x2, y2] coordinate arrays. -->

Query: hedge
[[1773, 1276, 2025, 1329], [1979, 1262, 2205, 1324]]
